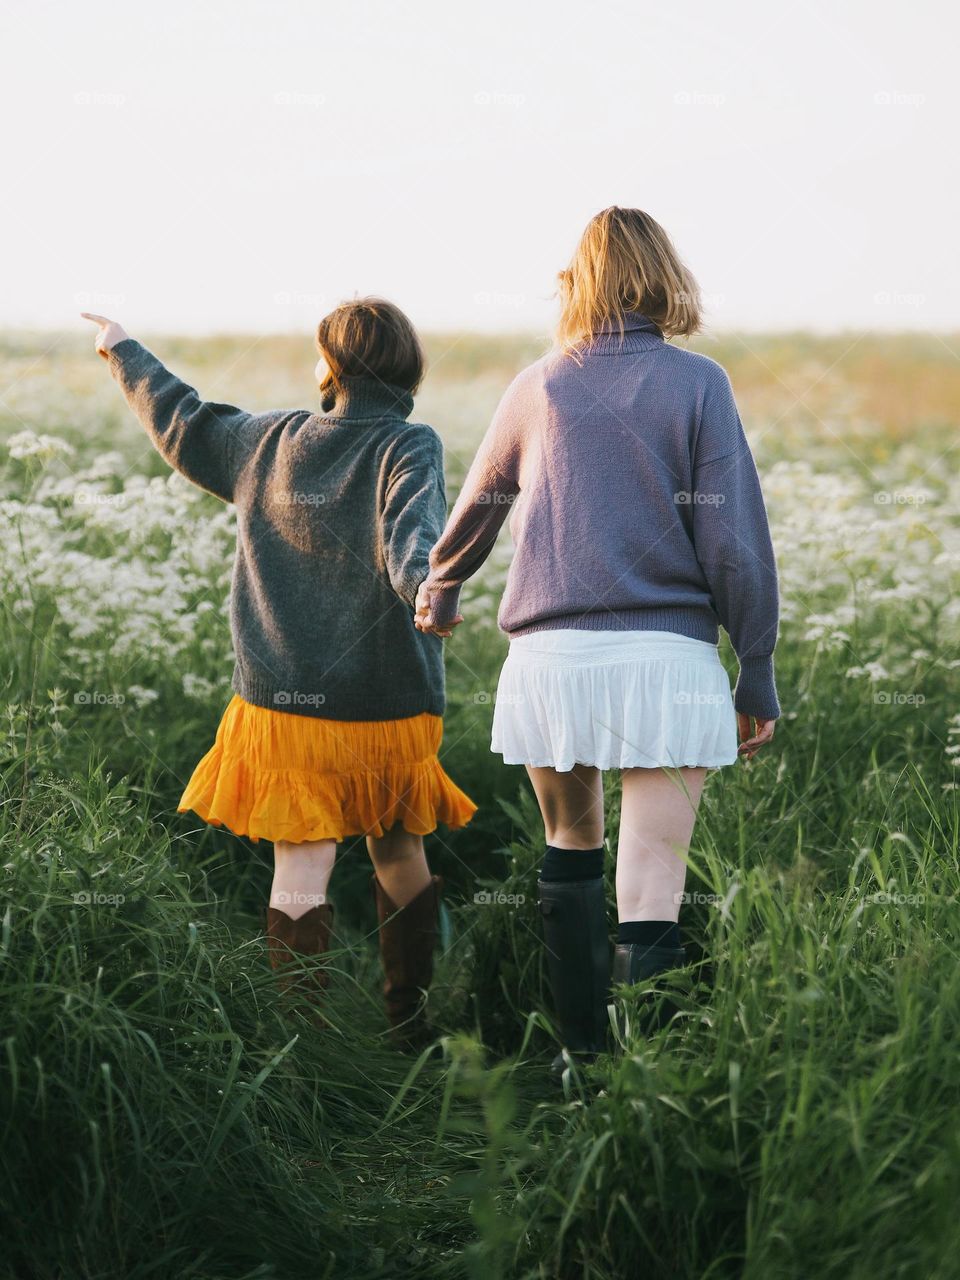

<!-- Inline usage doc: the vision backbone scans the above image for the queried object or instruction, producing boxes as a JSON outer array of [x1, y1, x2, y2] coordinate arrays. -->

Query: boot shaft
[[537, 876, 611, 1056]]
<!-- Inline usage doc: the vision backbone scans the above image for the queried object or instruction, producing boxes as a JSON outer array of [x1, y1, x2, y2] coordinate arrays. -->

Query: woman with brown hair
[[417, 207, 780, 1081], [83, 298, 475, 1048]]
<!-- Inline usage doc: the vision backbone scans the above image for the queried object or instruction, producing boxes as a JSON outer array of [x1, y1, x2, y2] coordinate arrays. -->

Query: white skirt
[[490, 630, 739, 772]]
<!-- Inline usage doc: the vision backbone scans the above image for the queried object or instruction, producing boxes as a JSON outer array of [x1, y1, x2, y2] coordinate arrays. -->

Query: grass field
[[1, 327, 960, 1279]]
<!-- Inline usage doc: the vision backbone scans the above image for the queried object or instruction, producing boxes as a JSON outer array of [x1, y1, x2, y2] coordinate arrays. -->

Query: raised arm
[[82, 313, 260, 503], [416, 376, 525, 632], [692, 365, 781, 722]]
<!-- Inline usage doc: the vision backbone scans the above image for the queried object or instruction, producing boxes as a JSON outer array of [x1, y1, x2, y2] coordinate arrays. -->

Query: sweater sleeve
[[106, 338, 261, 503], [381, 429, 448, 610], [420, 378, 524, 627], [692, 367, 781, 720]]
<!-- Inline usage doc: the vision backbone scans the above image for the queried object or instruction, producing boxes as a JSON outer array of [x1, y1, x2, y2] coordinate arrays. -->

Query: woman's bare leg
[[615, 767, 707, 922], [525, 764, 605, 849], [271, 839, 337, 919], [367, 825, 432, 907]]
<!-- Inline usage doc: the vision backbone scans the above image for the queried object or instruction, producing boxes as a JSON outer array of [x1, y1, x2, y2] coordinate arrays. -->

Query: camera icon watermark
[[74, 690, 125, 707], [272, 891, 326, 907], [674, 490, 725, 506], [73, 890, 126, 906], [273, 690, 326, 708]]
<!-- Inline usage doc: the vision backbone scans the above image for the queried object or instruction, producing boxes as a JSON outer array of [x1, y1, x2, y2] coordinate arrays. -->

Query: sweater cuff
[[733, 656, 780, 720], [106, 337, 143, 366], [428, 582, 463, 629]]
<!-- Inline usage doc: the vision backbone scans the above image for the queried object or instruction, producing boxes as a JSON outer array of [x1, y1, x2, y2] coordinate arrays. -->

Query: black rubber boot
[[611, 941, 687, 1033], [537, 877, 611, 1084]]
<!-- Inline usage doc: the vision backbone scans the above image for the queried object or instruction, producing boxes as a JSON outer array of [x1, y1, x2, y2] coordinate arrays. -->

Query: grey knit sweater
[[423, 314, 781, 720], [107, 339, 447, 720]]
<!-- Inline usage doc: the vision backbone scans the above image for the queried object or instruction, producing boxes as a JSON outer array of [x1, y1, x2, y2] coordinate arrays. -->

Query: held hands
[[414, 581, 463, 638], [80, 312, 130, 358], [737, 713, 776, 761]]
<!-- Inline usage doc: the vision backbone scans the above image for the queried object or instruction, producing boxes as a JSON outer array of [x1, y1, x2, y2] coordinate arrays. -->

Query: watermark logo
[[473, 90, 526, 107], [273, 690, 326, 708], [873, 489, 927, 505], [673, 90, 726, 107], [476, 490, 517, 506], [278, 491, 327, 507], [474, 890, 526, 906], [274, 91, 326, 108], [675, 490, 725, 506], [74, 891, 126, 906], [874, 690, 925, 705], [675, 690, 727, 706], [74, 690, 125, 706], [272, 891, 326, 907]]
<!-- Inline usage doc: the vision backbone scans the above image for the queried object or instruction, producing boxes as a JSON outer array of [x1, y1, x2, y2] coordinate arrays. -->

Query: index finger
[[80, 312, 112, 325]]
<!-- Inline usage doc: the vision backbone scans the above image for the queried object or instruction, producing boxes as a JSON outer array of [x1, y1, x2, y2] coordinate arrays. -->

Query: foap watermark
[[274, 289, 331, 309], [873, 290, 926, 309], [874, 489, 928, 506], [272, 891, 326, 908], [474, 890, 526, 906], [473, 89, 526, 107], [673, 90, 726, 108], [274, 90, 326, 108], [675, 890, 724, 906], [474, 290, 527, 310], [873, 90, 925, 107], [74, 90, 126, 108], [675, 691, 727, 706], [874, 690, 925, 706], [74, 890, 126, 906], [675, 490, 725, 506], [74, 490, 127, 508], [74, 691, 125, 707], [278, 491, 327, 507], [473, 691, 526, 706], [274, 690, 326, 709], [864, 890, 925, 906], [476, 490, 518, 506], [75, 291, 126, 309]]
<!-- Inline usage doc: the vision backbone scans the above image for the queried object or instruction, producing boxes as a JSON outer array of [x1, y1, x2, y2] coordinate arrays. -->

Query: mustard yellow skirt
[[178, 695, 477, 844]]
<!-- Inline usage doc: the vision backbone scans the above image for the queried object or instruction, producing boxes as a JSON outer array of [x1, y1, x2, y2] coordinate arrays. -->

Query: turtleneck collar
[[319, 375, 414, 422], [585, 310, 665, 354], [593, 310, 663, 336]]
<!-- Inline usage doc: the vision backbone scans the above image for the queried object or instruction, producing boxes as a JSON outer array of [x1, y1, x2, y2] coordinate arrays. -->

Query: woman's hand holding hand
[[414, 581, 463, 638], [737, 713, 776, 760], [80, 312, 130, 358]]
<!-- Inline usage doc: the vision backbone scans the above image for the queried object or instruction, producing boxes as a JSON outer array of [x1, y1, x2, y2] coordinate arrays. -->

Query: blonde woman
[[416, 207, 780, 1081]]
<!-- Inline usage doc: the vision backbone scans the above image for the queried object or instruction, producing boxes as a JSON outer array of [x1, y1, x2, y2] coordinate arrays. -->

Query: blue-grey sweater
[[106, 339, 447, 720], [423, 314, 782, 720]]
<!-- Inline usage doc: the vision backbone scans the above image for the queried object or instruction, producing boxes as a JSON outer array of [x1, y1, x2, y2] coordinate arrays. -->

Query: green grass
[[1, 330, 959, 1278]]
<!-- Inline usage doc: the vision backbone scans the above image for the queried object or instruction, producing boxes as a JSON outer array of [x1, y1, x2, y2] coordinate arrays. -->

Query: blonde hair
[[556, 207, 702, 352]]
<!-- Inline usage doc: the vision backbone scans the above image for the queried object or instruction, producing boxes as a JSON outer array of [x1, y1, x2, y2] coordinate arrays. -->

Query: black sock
[[617, 920, 681, 950], [539, 845, 604, 882]]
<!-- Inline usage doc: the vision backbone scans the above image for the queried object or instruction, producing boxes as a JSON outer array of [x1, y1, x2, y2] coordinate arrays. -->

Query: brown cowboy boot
[[371, 873, 443, 1050], [265, 903, 335, 1012]]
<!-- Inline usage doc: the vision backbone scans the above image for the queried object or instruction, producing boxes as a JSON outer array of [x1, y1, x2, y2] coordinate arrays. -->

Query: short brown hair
[[315, 297, 425, 397], [557, 207, 702, 352]]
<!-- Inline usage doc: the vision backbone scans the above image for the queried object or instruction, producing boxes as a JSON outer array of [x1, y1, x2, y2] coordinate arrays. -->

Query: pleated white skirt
[[490, 629, 739, 772]]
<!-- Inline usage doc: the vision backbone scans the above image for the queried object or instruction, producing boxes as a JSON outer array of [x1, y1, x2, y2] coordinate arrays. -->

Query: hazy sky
[[2, 0, 956, 334]]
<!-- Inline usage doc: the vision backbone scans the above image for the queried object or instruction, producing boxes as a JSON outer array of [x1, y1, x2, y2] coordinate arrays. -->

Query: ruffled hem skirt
[[490, 630, 739, 772], [179, 695, 477, 843]]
